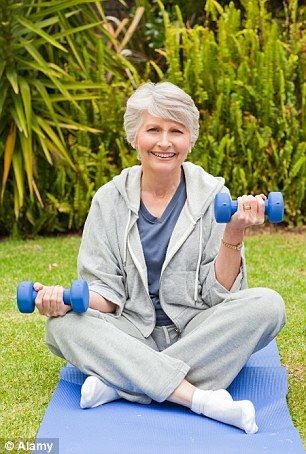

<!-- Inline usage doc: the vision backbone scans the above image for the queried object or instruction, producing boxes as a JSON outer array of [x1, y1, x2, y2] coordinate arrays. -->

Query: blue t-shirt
[[137, 171, 187, 326]]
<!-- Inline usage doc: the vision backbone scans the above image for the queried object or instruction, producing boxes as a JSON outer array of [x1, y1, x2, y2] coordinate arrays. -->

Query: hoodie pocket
[[162, 270, 198, 308]]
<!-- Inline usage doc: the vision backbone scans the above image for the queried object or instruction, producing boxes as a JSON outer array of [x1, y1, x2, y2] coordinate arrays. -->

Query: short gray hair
[[124, 82, 200, 147]]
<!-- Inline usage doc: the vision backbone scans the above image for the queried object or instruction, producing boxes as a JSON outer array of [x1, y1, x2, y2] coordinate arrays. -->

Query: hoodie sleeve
[[199, 206, 248, 308], [77, 191, 126, 314]]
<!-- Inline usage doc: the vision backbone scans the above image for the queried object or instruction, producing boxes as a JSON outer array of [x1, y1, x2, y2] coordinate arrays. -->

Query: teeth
[[152, 152, 175, 158]]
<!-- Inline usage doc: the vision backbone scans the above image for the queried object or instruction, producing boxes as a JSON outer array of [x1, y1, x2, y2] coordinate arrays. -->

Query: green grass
[[0, 232, 305, 443], [245, 230, 306, 442]]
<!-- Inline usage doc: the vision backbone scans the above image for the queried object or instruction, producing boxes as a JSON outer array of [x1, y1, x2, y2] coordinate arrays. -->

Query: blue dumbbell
[[17, 280, 89, 313], [214, 192, 284, 223]]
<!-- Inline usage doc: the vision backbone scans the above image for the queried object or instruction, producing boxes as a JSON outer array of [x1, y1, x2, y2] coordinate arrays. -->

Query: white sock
[[191, 389, 258, 434], [80, 376, 120, 409]]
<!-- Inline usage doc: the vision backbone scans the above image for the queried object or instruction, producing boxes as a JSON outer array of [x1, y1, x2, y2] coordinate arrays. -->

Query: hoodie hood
[[112, 161, 225, 221]]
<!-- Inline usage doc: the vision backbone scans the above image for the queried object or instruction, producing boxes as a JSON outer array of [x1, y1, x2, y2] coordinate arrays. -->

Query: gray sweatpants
[[45, 287, 286, 404]]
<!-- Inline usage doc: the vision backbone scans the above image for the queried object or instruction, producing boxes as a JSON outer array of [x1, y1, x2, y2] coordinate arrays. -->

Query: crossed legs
[[46, 287, 285, 433]]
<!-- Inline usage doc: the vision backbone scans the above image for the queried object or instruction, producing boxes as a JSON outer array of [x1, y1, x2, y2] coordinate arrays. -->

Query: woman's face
[[133, 112, 191, 175]]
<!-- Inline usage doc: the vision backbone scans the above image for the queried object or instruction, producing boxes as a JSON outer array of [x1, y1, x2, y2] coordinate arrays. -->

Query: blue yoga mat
[[36, 340, 305, 454]]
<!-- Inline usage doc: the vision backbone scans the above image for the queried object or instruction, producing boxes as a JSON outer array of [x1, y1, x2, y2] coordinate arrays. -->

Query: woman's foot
[[191, 389, 258, 434], [80, 376, 120, 409]]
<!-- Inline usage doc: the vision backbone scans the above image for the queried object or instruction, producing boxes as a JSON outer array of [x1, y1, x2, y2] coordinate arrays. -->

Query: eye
[[147, 127, 159, 132], [172, 129, 183, 134]]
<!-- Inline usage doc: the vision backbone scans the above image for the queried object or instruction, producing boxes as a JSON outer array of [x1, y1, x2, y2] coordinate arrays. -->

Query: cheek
[[137, 135, 154, 150], [176, 138, 191, 154]]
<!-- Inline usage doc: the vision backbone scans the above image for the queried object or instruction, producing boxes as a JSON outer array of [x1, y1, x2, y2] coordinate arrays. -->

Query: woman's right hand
[[34, 282, 72, 317]]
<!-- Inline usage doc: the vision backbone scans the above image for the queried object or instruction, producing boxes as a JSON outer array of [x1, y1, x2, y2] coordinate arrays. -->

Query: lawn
[[0, 231, 305, 444]]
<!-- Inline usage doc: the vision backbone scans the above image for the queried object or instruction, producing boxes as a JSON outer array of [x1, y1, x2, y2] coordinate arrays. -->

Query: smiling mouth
[[151, 152, 176, 159]]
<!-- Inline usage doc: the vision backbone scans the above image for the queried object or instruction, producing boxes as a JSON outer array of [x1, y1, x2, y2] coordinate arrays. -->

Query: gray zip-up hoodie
[[77, 161, 247, 337]]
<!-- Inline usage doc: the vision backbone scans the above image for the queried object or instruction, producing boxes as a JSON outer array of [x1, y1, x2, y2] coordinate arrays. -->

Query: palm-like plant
[[0, 0, 109, 220]]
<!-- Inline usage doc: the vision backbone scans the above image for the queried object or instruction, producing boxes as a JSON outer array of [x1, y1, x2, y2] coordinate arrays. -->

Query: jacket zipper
[[126, 237, 157, 330], [159, 279, 181, 335], [158, 222, 197, 336]]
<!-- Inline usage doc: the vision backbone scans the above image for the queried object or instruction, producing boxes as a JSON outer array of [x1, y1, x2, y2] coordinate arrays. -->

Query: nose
[[157, 132, 172, 149]]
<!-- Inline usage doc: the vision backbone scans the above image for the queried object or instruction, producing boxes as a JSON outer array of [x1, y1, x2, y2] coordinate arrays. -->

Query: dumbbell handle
[[30, 288, 73, 305], [230, 199, 272, 215]]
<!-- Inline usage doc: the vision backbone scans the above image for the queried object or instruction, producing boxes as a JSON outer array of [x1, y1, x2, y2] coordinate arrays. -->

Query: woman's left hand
[[228, 194, 267, 232]]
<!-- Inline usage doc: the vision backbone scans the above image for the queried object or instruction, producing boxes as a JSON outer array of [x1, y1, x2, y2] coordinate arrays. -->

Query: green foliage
[[0, 0, 305, 235], [158, 0, 305, 224], [0, 0, 138, 236]]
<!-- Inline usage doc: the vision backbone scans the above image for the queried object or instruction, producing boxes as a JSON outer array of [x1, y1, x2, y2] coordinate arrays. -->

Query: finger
[[240, 195, 254, 213], [255, 194, 266, 209], [33, 282, 43, 291], [237, 195, 248, 213], [237, 195, 256, 226], [41, 286, 53, 316], [54, 286, 66, 316], [34, 286, 45, 314], [255, 194, 265, 223], [57, 286, 68, 316], [249, 195, 258, 212], [49, 286, 68, 317], [238, 194, 254, 216], [245, 194, 263, 224], [49, 285, 60, 317]]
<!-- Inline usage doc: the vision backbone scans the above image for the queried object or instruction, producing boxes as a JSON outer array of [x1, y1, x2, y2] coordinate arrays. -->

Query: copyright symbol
[[5, 441, 14, 451]]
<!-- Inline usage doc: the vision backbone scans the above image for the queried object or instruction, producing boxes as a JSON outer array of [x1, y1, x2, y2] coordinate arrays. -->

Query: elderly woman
[[36, 82, 286, 434]]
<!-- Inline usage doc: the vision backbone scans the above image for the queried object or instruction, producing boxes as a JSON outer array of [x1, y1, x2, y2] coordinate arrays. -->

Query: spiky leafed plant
[[0, 0, 108, 222], [156, 0, 305, 224]]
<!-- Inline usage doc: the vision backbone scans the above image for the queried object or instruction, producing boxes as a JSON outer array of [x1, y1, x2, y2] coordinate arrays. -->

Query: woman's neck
[[141, 168, 182, 199]]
